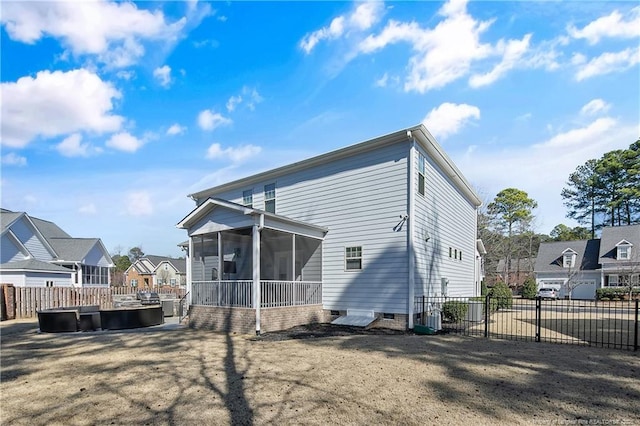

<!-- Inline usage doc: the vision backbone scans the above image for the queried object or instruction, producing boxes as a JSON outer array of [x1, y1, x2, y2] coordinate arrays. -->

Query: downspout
[[407, 132, 416, 329], [253, 213, 264, 335], [187, 237, 193, 305]]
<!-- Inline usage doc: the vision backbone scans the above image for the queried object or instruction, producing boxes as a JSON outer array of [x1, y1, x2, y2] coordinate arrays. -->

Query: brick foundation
[[188, 305, 411, 334], [189, 304, 325, 334]]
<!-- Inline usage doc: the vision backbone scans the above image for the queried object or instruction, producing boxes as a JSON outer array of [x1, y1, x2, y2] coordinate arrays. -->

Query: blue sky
[[1, 0, 639, 258]]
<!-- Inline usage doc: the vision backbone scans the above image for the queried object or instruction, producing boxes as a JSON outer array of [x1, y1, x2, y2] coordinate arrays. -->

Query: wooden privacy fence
[[2, 286, 187, 319]]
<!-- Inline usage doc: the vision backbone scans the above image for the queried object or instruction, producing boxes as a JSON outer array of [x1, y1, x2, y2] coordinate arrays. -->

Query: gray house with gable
[[0, 209, 113, 287], [177, 124, 483, 334], [534, 224, 640, 299]]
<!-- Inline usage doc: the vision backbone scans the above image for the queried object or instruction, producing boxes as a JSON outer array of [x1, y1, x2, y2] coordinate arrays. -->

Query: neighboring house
[[534, 224, 640, 299], [125, 255, 186, 289], [599, 224, 640, 289], [177, 124, 483, 334], [0, 209, 113, 287], [495, 258, 535, 289]]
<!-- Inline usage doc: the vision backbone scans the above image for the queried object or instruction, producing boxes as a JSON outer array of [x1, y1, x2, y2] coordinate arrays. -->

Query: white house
[[177, 124, 483, 334], [0, 209, 113, 287]]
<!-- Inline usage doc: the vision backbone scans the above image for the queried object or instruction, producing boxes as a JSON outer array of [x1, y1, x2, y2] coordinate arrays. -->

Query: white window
[[417, 152, 425, 196], [617, 245, 631, 260], [242, 189, 253, 207], [46, 281, 54, 287], [562, 249, 576, 268], [264, 183, 276, 213], [607, 275, 619, 287], [170, 278, 177, 287], [345, 246, 362, 270], [131, 279, 138, 287]]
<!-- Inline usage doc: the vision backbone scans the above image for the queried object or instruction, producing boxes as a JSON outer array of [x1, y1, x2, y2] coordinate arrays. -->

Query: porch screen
[[260, 229, 322, 282]]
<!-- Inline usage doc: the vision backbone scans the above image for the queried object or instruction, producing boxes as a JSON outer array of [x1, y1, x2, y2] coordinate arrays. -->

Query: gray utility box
[[162, 300, 175, 317], [465, 301, 483, 322]]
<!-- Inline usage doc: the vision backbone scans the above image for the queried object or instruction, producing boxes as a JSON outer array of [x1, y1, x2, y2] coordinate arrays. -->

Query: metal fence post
[[634, 299, 638, 352], [484, 295, 490, 338], [422, 296, 426, 325], [536, 296, 541, 342]]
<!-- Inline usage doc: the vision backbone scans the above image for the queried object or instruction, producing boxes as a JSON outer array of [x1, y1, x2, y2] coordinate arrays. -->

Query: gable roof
[[534, 239, 601, 273], [187, 124, 482, 208], [48, 238, 102, 262], [1, 208, 112, 266], [0, 258, 73, 273], [177, 198, 329, 240], [599, 224, 640, 262], [127, 255, 187, 275]]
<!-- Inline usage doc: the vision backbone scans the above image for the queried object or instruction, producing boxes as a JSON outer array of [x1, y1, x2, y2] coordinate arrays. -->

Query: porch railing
[[191, 280, 322, 308]]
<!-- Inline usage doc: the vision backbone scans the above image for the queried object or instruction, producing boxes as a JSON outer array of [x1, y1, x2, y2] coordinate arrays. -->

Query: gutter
[[407, 133, 416, 329]]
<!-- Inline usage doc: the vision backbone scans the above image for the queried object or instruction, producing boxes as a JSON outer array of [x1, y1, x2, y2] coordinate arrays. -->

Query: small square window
[[345, 246, 362, 270], [383, 313, 395, 320]]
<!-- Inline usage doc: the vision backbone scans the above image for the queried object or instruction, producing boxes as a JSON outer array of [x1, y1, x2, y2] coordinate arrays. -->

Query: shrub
[[442, 300, 468, 323], [522, 278, 538, 299], [481, 281, 489, 296], [490, 281, 513, 310]]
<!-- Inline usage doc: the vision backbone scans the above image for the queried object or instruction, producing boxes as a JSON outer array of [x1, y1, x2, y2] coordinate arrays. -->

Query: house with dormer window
[[599, 225, 640, 289], [534, 224, 640, 299]]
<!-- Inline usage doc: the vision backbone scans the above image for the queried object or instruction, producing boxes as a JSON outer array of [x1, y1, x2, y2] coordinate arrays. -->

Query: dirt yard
[[1, 319, 639, 425]]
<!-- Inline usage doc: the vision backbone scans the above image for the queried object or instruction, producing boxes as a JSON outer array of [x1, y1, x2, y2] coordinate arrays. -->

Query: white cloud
[[125, 191, 153, 216], [206, 143, 262, 163], [299, 1, 384, 54], [226, 95, 242, 112], [106, 132, 144, 153], [469, 34, 532, 88], [56, 133, 91, 157], [166, 124, 186, 135], [79, 203, 97, 215], [422, 102, 480, 140], [580, 99, 610, 116], [359, 0, 497, 92], [567, 6, 640, 45], [197, 109, 232, 131], [575, 46, 640, 81], [153, 65, 172, 87], [0, 69, 123, 148], [0, 1, 186, 68], [1, 153, 27, 166], [375, 72, 389, 87], [456, 117, 636, 234]]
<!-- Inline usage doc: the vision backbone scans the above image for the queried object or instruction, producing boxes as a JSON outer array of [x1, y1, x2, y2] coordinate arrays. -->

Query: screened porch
[[190, 227, 323, 308]]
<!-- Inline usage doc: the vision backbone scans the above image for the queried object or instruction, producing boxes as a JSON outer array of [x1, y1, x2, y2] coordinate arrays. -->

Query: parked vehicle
[[537, 288, 559, 300], [136, 291, 161, 305]]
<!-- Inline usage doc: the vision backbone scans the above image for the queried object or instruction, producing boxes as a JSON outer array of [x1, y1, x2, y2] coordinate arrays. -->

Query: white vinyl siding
[[9, 218, 54, 261], [413, 146, 477, 298], [210, 141, 410, 313], [1, 235, 27, 263]]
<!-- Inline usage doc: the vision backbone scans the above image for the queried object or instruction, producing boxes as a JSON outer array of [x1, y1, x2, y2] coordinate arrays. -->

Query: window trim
[[264, 183, 276, 213], [417, 152, 426, 196], [242, 189, 253, 207], [345, 246, 363, 271]]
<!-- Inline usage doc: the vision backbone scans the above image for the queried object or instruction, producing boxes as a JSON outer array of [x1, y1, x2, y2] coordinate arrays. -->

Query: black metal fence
[[414, 295, 639, 351]]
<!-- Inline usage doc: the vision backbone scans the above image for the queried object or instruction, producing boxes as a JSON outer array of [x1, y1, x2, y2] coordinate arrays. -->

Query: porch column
[[253, 215, 263, 335], [187, 237, 193, 305]]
